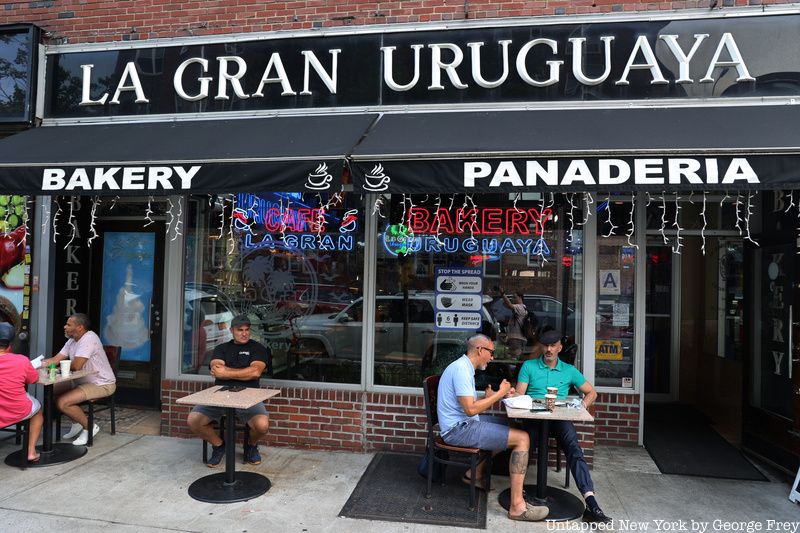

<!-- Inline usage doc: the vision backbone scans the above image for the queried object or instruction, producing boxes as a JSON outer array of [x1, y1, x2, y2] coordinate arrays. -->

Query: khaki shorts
[[77, 383, 116, 401]]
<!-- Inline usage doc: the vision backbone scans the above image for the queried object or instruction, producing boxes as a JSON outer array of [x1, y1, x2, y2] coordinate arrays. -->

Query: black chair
[[56, 345, 121, 445], [555, 439, 571, 488], [82, 345, 121, 446], [422, 375, 493, 511], [1, 419, 32, 469], [201, 415, 248, 464]]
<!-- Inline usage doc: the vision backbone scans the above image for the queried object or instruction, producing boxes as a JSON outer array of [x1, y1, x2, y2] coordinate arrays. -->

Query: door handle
[[376, 328, 388, 333], [422, 329, 435, 334]]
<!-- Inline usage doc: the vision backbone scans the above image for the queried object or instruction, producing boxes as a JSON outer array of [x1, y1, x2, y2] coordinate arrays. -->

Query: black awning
[[350, 106, 800, 193], [0, 114, 378, 195]]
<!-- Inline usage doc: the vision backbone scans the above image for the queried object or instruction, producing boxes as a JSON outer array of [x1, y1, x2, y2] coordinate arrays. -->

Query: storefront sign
[[407, 206, 551, 235], [599, 270, 621, 295], [596, 340, 623, 360], [46, 14, 800, 118]]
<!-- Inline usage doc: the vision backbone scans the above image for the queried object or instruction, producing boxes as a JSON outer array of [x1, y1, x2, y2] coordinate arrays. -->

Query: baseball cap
[[539, 329, 562, 345], [0, 322, 15, 344], [230, 314, 251, 328]]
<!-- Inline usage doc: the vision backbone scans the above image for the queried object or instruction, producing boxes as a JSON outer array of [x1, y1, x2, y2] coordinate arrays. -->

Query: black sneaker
[[583, 506, 612, 524], [207, 441, 225, 468], [244, 444, 262, 465]]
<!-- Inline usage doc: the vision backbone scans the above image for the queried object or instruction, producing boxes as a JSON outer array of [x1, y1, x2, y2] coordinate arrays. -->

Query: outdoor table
[[177, 385, 280, 503], [500, 402, 594, 521], [4, 368, 97, 468]]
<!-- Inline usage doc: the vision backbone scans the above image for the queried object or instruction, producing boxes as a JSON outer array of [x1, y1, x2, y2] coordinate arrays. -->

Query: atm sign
[[595, 340, 622, 361]]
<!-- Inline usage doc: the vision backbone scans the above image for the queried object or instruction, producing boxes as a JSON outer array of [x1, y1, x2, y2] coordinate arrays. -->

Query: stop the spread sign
[[435, 267, 483, 330]]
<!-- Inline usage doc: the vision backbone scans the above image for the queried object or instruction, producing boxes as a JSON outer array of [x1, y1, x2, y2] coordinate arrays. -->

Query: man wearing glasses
[[437, 334, 548, 522]]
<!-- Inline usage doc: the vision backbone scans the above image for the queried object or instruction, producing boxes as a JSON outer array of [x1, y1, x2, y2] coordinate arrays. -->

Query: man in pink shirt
[[0, 322, 43, 462], [42, 313, 116, 446]]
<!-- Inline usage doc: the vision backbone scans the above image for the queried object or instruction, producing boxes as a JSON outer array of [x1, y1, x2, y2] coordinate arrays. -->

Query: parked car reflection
[[183, 284, 237, 373], [291, 293, 496, 364]]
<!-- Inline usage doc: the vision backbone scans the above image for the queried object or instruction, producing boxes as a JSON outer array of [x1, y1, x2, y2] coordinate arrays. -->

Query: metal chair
[[1, 418, 31, 469], [85, 345, 120, 446], [201, 415, 248, 464], [422, 375, 493, 511]]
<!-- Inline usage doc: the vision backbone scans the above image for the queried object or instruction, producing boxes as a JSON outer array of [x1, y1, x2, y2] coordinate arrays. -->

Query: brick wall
[[1, 0, 794, 45], [593, 392, 640, 446], [162, 379, 595, 467]]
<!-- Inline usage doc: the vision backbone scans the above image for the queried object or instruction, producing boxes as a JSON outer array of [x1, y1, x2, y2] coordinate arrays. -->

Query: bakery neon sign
[[405, 206, 551, 235]]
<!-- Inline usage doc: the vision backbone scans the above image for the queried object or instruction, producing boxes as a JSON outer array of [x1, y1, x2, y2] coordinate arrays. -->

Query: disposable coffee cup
[[546, 386, 558, 397], [545, 394, 557, 411], [60, 360, 71, 377]]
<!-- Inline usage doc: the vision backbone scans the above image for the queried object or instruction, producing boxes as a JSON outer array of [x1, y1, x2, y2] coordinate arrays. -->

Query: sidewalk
[[0, 433, 797, 532]]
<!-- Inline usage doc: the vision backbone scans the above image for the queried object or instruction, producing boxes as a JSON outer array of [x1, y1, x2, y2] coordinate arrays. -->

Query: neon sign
[[244, 233, 354, 251], [382, 226, 548, 257], [406, 206, 551, 236], [232, 193, 359, 252]]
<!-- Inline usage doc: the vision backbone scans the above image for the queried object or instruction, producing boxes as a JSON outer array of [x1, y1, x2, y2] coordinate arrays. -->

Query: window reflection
[[183, 193, 364, 384], [375, 194, 583, 388], [595, 199, 636, 388]]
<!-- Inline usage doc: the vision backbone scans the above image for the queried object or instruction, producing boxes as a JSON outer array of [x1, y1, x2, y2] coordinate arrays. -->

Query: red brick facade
[[594, 392, 640, 446], [1, 0, 793, 45], [162, 379, 597, 466]]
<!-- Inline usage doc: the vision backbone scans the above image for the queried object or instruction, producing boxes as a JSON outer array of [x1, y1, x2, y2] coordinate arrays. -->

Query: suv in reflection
[[521, 294, 576, 337], [292, 294, 496, 363]]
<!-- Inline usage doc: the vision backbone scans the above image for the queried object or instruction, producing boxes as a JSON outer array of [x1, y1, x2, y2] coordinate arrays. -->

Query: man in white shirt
[[43, 313, 116, 446]]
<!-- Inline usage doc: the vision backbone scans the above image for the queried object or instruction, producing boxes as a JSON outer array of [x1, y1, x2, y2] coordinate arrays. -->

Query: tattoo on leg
[[510, 451, 528, 474]]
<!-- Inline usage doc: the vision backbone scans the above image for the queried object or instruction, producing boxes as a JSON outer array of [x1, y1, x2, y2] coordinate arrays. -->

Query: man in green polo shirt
[[514, 329, 612, 524]]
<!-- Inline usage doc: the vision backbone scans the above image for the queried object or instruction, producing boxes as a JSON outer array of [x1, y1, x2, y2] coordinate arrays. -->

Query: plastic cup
[[546, 386, 558, 397], [60, 360, 71, 377], [545, 394, 557, 411]]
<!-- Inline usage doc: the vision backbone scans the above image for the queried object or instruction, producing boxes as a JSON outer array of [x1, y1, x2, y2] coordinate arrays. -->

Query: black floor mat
[[644, 404, 767, 481], [339, 452, 487, 529]]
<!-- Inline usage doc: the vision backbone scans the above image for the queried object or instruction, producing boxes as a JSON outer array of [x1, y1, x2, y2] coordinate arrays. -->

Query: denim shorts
[[191, 403, 269, 424], [441, 415, 509, 452]]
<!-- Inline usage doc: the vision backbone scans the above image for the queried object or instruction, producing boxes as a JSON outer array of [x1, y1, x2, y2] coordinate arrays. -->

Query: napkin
[[502, 395, 533, 409], [30, 355, 44, 369]]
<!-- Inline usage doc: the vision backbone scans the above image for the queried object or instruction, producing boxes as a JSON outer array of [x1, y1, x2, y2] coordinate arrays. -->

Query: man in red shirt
[[0, 322, 43, 462]]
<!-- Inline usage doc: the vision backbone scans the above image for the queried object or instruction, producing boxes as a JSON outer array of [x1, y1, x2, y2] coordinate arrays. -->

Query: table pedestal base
[[498, 485, 585, 522], [188, 471, 271, 503], [4, 443, 87, 468]]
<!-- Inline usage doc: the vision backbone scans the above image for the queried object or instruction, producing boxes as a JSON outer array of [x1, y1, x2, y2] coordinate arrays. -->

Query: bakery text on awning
[[0, 114, 378, 195]]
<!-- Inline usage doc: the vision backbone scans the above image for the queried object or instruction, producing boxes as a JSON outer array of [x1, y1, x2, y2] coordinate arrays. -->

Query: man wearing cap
[[513, 328, 612, 524], [0, 322, 43, 463], [187, 314, 271, 467], [42, 313, 116, 446]]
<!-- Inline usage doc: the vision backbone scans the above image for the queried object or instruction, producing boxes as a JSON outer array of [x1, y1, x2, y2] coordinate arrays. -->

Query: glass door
[[644, 242, 674, 400]]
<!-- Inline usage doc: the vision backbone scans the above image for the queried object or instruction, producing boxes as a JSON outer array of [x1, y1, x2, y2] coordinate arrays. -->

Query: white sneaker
[[72, 424, 100, 446], [62, 422, 83, 440]]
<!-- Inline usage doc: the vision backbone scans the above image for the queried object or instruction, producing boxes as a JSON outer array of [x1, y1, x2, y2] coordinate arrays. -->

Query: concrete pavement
[[0, 433, 797, 532]]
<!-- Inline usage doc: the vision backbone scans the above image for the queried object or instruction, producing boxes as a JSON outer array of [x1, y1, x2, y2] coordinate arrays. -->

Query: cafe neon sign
[[233, 192, 356, 251]]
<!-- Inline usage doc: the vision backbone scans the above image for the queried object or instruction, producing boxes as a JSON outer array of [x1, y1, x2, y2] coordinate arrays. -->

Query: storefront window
[[595, 199, 636, 389], [0, 194, 32, 352], [183, 192, 365, 384], [374, 193, 583, 388]]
